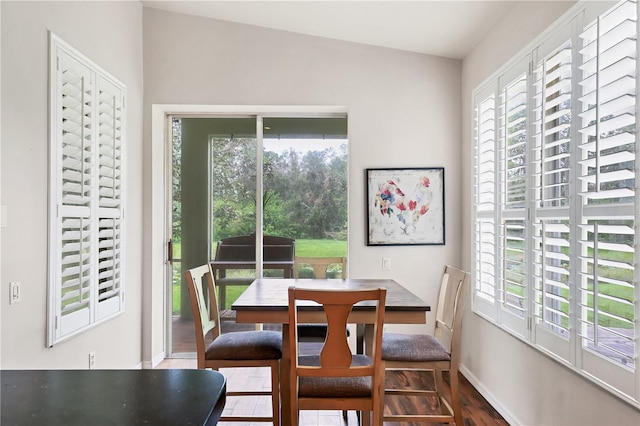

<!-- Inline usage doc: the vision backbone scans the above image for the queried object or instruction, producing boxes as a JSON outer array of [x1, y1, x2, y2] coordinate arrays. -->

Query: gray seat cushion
[[205, 330, 282, 360], [296, 354, 373, 398], [381, 333, 450, 362]]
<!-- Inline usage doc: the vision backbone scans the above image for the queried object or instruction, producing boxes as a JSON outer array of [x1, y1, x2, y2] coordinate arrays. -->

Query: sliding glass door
[[168, 115, 347, 356]]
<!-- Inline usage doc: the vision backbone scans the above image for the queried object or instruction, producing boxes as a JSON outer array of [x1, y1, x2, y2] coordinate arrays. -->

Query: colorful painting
[[366, 168, 445, 246]]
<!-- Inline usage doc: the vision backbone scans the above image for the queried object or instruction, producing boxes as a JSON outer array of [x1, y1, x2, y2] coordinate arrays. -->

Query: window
[[472, 0, 638, 406], [48, 34, 126, 345]]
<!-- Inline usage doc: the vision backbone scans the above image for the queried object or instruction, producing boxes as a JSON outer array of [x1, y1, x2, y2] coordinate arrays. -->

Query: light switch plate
[[10, 282, 20, 304]]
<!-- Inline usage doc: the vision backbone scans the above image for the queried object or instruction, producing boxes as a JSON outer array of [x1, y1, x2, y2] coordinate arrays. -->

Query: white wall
[[461, 1, 640, 424], [0, 1, 144, 368], [142, 8, 463, 362]]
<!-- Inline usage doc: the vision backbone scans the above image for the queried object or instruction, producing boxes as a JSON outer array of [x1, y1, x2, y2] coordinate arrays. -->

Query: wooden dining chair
[[288, 286, 386, 426], [293, 256, 349, 342], [379, 265, 469, 425], [293, 256, 347, 280], [185, 264, 282, 425]]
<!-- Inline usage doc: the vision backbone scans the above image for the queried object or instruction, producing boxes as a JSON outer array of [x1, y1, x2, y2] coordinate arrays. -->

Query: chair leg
[[434, 368, 448, 415], [450, 370, 463, 426], [270, 361, 280, 426], [379, 366, 386, 423]]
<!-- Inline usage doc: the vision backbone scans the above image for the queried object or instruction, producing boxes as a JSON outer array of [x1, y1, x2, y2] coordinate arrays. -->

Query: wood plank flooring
[[157, 357, 509, 426]]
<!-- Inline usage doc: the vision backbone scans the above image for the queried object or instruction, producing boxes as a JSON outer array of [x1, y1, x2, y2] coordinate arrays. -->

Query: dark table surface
[[233, 278, 431, 313], [1, 369, 226, 426]]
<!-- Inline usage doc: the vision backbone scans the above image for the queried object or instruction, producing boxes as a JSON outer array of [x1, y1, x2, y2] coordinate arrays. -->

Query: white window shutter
[[471, 0, 638, 404], [498, 68, 528, 338], [49, 34, 126, 345], [531, 35, 573, 361], [473, 88, 498, 320], [96, 76, 124, 320], [54, 50, 95, 338], [576, 0, 636, 391]]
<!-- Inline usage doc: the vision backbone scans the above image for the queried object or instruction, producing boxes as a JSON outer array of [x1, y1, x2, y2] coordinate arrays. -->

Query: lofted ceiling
[[141, 0, 523, 60]]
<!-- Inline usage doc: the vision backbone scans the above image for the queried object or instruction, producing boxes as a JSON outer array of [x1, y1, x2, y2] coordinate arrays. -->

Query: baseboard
[[459, 363, 519, 425], [140, 352, 166, 369]]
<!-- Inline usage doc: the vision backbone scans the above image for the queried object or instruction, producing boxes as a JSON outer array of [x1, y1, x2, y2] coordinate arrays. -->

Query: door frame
[[148, 105, 348, 364]]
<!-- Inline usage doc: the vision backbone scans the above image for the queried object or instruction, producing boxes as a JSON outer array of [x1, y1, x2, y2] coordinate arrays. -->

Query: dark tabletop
[[232, 278, 430, 312], [1, 369, 226, 426]]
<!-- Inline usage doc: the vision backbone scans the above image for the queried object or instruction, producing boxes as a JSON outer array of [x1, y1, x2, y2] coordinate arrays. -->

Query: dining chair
[[185, 264, 282, 425], [293, 256, 349, 342], [293, 256, 355, 422], [288, 286, 386, 426], [293, 256, 347, 280], [379, 265, 470, 425]]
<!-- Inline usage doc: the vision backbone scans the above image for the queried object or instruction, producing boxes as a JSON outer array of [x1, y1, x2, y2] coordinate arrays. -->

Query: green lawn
[[172, 238, 347, 313]]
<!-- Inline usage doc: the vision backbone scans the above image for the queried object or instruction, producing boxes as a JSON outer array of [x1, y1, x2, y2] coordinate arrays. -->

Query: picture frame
[[366, 167, 445, 246]]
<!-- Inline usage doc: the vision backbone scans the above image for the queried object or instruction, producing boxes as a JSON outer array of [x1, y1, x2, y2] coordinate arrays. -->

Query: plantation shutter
[[577, 0, 636, 390], [96, 77, 124, 320], [497, 59, 529, 337], [531, 31, 574, 361], [55, 51, 94, 337], [49, 34, 126, 345], [472, 0, 638, 404], [472, 85, 498, 320]]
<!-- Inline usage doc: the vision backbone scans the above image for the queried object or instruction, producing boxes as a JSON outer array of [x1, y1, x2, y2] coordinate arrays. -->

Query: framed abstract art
[[366, 167, 445, 246]]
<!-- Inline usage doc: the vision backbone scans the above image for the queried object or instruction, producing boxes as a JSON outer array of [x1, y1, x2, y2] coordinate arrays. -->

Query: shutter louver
[[577, 0, 636, 368]]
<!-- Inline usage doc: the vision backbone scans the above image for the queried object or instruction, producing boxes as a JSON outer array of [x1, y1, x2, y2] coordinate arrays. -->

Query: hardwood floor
[[157, 356, 508, 426]]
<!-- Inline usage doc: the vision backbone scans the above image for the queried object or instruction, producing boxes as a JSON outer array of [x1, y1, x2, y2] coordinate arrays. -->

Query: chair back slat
[[185, 264, 222, 367], [434, 265, 469, 354], [322, 304, 354, 367]]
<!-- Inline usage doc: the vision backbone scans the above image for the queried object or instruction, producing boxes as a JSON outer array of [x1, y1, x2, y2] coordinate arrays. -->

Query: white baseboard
[[459, 363, 519, 425], [140, 352, 166, 369]]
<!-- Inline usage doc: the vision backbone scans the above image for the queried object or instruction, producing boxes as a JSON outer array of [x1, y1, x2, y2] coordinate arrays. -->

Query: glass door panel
[[262, 117, 348, 274], [170, 117, 257, 355]]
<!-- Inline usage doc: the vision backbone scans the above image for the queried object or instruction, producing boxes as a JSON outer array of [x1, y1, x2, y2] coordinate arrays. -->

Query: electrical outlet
[[89, 351, 96, 369], [9, 282, 20, 304]]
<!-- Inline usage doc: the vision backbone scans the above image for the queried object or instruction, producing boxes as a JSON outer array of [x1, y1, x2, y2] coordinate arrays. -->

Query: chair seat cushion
[[382, 333, 450, 362], [205, 330, 282, 360], [297, 354, 372, 397]]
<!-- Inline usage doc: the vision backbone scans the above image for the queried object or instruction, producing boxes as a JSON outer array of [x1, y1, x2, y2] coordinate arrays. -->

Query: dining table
[[232, 277, 430, 426], [1, 369, 226, 426]]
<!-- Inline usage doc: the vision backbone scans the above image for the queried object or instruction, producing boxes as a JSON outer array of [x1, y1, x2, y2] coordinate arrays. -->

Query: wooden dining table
[[232, 278, 430, 426]]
